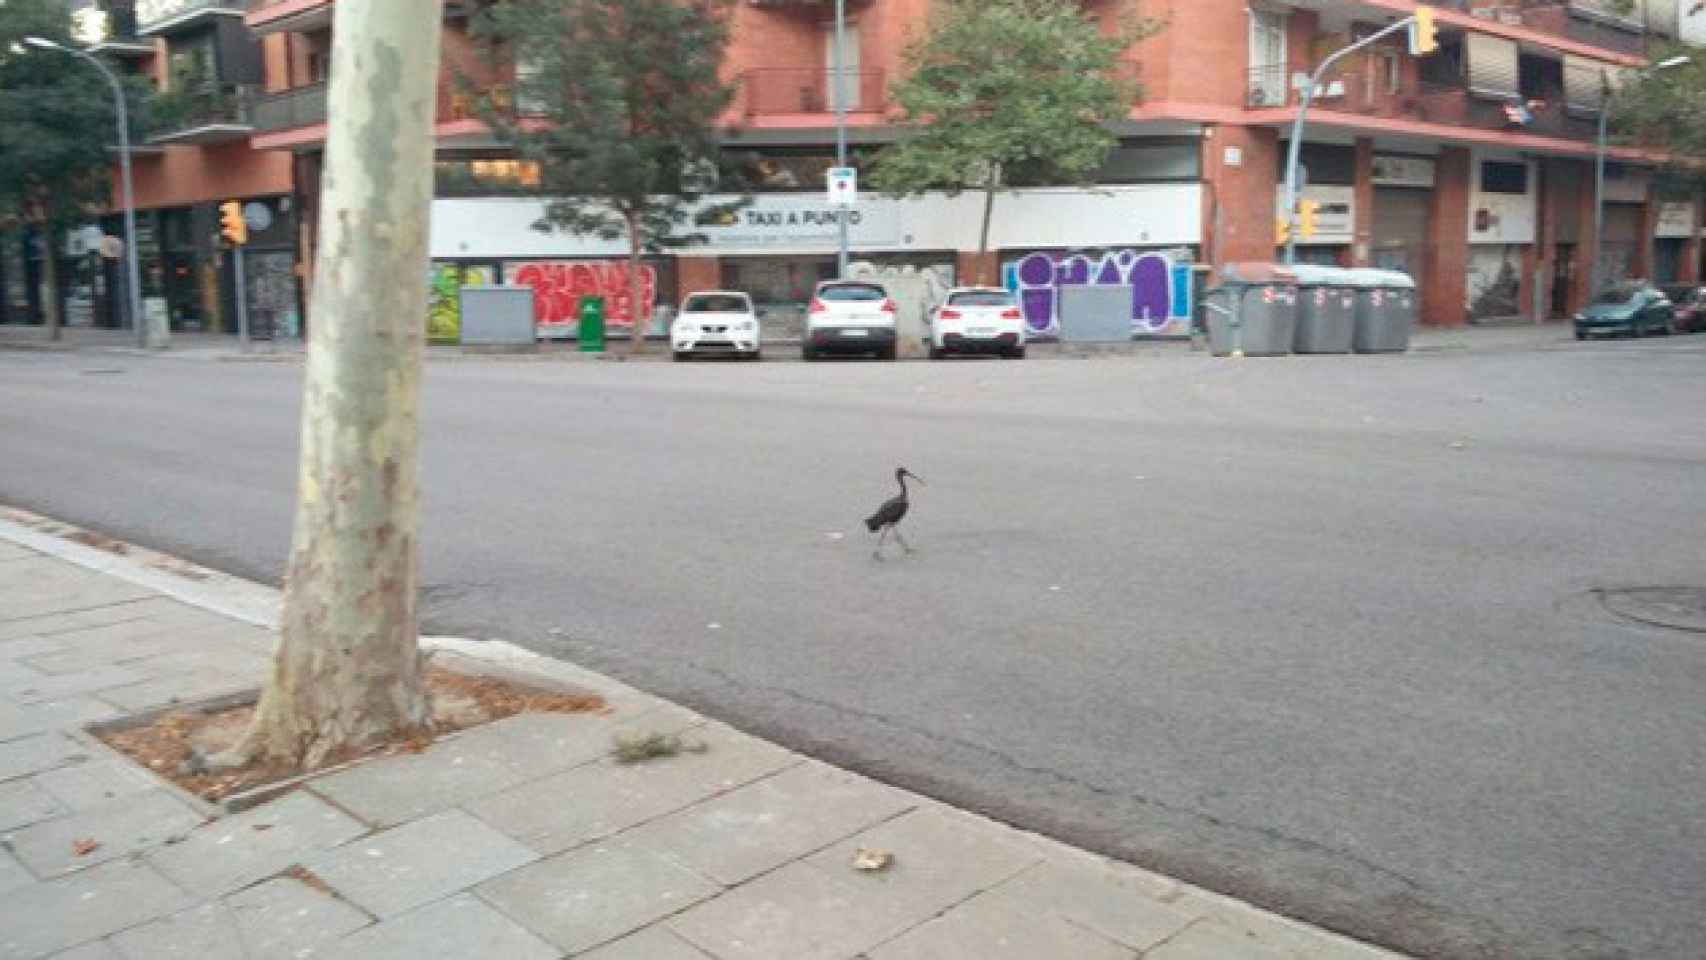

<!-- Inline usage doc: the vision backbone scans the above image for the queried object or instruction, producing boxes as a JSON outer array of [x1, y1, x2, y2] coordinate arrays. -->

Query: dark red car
[[1663, 284, 1706, 333]]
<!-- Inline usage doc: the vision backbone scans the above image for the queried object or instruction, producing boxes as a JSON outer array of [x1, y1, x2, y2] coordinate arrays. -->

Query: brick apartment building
[[5, 0, 1704, 340]]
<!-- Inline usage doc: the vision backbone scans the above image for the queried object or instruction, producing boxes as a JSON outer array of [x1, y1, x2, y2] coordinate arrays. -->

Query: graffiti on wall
[[1466, 246, 1521, 321], [507, 260, 656, 337], [427, 263, 495, 342], [1002, 250, 1194, 339]]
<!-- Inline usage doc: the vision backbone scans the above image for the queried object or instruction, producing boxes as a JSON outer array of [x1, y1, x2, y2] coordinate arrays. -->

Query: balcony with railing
[[741, 68, 886, 119], [1245, 64, 1600, 144], [146, 82, 255, 144], [251, 80, 326, 132], [136, 0, 252, 36]]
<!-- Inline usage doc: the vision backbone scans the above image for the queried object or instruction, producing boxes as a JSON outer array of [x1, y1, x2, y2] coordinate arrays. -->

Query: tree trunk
[[229, 1, 445, 769], [41, 229, 61, 342], [625, 210, 646, 355]]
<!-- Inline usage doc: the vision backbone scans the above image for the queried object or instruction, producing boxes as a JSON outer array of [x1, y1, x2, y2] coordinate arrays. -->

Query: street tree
[[222, 2, 445, 768], [870, 0, 1160, 284], [1613, 40, 1706, 158], [471, 0, 740, 353], [0, 0, 142, 339]]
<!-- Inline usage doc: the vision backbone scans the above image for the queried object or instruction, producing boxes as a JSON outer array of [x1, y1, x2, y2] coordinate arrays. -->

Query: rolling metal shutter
[[1372, 188, 1431, 278], [1565, 56, 1608, 117], [1466, 34, 1519, 100]]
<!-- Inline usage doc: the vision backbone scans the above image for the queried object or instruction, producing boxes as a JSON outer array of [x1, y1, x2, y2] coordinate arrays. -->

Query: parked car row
[[670, 279, 1028, 362], [1574, 279, 1706, 340]]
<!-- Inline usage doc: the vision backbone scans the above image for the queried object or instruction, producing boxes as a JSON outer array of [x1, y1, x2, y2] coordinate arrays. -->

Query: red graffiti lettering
[[509, 261, 657, 332]]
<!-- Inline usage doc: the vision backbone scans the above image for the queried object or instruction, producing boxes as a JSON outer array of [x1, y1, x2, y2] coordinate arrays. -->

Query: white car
[[803, 280, 898, 361], [672, 291, 761, 361], [927, 286, 1026, 359]]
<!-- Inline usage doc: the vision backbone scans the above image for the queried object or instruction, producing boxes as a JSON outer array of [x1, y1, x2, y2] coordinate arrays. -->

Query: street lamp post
[[1593, 54, 1689, 293], [24, 37, 147, 349], [833, 0, 849, 278]]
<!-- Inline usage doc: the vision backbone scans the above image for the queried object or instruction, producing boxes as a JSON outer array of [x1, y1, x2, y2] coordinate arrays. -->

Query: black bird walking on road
[[865, 467, 923, 560]]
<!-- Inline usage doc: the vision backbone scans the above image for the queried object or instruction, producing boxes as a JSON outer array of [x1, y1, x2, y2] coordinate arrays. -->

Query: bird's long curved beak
[[905, 471, 925, 485]]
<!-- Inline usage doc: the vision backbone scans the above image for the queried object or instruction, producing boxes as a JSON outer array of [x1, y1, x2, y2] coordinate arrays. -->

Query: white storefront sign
[[1655, 202, 1695, 238], [431, 184, 1203, 260], [826, 167, 856, 207], [1371, 154, 1436, 188]]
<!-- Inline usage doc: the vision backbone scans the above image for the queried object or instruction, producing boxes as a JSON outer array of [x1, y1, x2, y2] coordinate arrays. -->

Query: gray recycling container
[[1348, 268, 1416, 353], [1290, 264, 1356, 354], [1203, 262, 1299, 357]]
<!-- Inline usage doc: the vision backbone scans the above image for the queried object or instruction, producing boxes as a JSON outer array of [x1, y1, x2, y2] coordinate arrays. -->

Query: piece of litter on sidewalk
[[1048, 585, 1062, 592], [72, 839, 100, 857], [825, 531, 845, 540], [1448, 440, 1468, 450], [707, 622, 721, 630], [851, 848, 893, 872]]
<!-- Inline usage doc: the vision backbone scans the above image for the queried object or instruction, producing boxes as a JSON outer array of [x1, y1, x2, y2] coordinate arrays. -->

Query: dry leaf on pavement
[[852, 848, 893, 872]]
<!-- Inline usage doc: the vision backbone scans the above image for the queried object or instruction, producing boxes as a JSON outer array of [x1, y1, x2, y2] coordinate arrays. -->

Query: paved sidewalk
[[0, 511, 1406, 960]]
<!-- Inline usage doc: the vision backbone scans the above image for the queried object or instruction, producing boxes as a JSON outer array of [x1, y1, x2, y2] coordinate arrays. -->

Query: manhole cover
[[1599, 588, 1706, 634]]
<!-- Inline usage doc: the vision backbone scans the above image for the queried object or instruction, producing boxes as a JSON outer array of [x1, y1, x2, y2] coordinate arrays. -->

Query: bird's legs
[[872, 526, 889, 561], [893, 528, 914, 554]]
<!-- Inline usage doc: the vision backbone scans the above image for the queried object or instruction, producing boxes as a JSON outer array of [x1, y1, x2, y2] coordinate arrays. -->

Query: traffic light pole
[[234, 246, 250, 351], [1282, 15, 1418, 264]]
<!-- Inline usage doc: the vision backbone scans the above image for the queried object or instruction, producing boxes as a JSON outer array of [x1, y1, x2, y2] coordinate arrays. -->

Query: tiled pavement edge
[[0, 506, 1409, 960]]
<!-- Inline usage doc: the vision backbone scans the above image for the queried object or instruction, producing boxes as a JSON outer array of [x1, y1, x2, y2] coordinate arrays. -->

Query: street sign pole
[[235, 246, 250, 352]]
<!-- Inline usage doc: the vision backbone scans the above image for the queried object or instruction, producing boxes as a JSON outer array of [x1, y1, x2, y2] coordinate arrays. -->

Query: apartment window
[[1381, 51, 1401, 95], [1481, 161, 1529, 195], [1097, 141, 1201, 183], [305, 29, 332, 84], [434, 159, 542, 197], [1277, 143, 1356, 186], [1417, 34, 1464, 88], [1248, 8, 1288, 106]]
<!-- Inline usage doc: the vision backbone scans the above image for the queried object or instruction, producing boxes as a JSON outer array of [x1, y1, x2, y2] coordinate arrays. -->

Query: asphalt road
[[3, 337, 1705, 959]]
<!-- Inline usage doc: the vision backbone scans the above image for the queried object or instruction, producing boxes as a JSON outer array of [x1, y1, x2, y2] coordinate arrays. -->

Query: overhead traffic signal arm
[[219, 200, 247, 246]]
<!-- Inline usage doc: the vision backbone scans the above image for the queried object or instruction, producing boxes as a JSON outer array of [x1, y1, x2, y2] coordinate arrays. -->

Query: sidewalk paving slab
[[0, 858, 192, 959], [0, 514, 1413, 960], [622, 760, 914, 886], [0, 779, 67, 833], [578, 926, 715, 960], [299, 809, 538, 919], [145, 789, 368, 899], [0, 732, 90, 781], [864, 885, 1136, 960], [318, 893, 558, 960], [107, 876, 370, 960], [5, 788, 204, 878], [475, 838, 722, 955], [464, 720, 799, 856], [666, 858, 933, 960]]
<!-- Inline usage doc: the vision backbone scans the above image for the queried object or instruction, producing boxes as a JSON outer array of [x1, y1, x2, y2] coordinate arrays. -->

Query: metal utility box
[[458, 285, 536, 347]]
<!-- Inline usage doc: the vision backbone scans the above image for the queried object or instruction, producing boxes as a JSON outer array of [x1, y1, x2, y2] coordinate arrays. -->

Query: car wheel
[[1574, 328, 1586, 340], [928, 345, 944, 360], [1004, 346, 1026, 359], [802, 345, 817, 362], [880, 343, 897, 361], [749, 350, 763, 362], [672, 350, 690, 362], [1630, 322, 1644, 338]]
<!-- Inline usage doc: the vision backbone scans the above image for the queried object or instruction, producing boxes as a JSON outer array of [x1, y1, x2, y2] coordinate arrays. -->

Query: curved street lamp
[[24, 36, 148, 348]]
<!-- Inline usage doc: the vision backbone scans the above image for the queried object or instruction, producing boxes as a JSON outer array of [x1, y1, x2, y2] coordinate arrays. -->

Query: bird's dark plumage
[[865, 467, 922, 558]]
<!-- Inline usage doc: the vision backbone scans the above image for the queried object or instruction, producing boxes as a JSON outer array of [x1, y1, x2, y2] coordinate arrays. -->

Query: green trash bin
[[578, 296, 606, 353]]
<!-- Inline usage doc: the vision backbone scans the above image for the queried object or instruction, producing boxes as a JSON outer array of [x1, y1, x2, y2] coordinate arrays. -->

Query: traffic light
[[1298, 199, 1320, 240], [1410, 7, 1439, 56], [219, 200, 247, 246]]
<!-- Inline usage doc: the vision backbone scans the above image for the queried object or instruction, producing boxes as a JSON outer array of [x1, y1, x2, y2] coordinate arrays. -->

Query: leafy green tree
[[472, 0, 741, 352], [870, 0, 1161, 283], [0, 0, 142, 337], [1613, 41, 1706, 159]]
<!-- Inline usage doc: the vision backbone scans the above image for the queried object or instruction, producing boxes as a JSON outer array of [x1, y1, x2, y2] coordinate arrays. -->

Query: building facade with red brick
[[8, 0, 1702, 339]]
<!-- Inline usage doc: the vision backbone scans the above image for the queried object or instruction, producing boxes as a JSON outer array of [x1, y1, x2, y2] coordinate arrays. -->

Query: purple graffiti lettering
[[1016, 253, 1054, 286], [1129, 254, 1172, 330]]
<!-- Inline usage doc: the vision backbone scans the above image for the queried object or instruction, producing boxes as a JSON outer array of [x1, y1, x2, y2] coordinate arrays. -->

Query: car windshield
[[818, 284, 886, 302], [1592, 285, 1641, 305], [683, 294, 748, 313], [947, 291, 1014, 307]]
